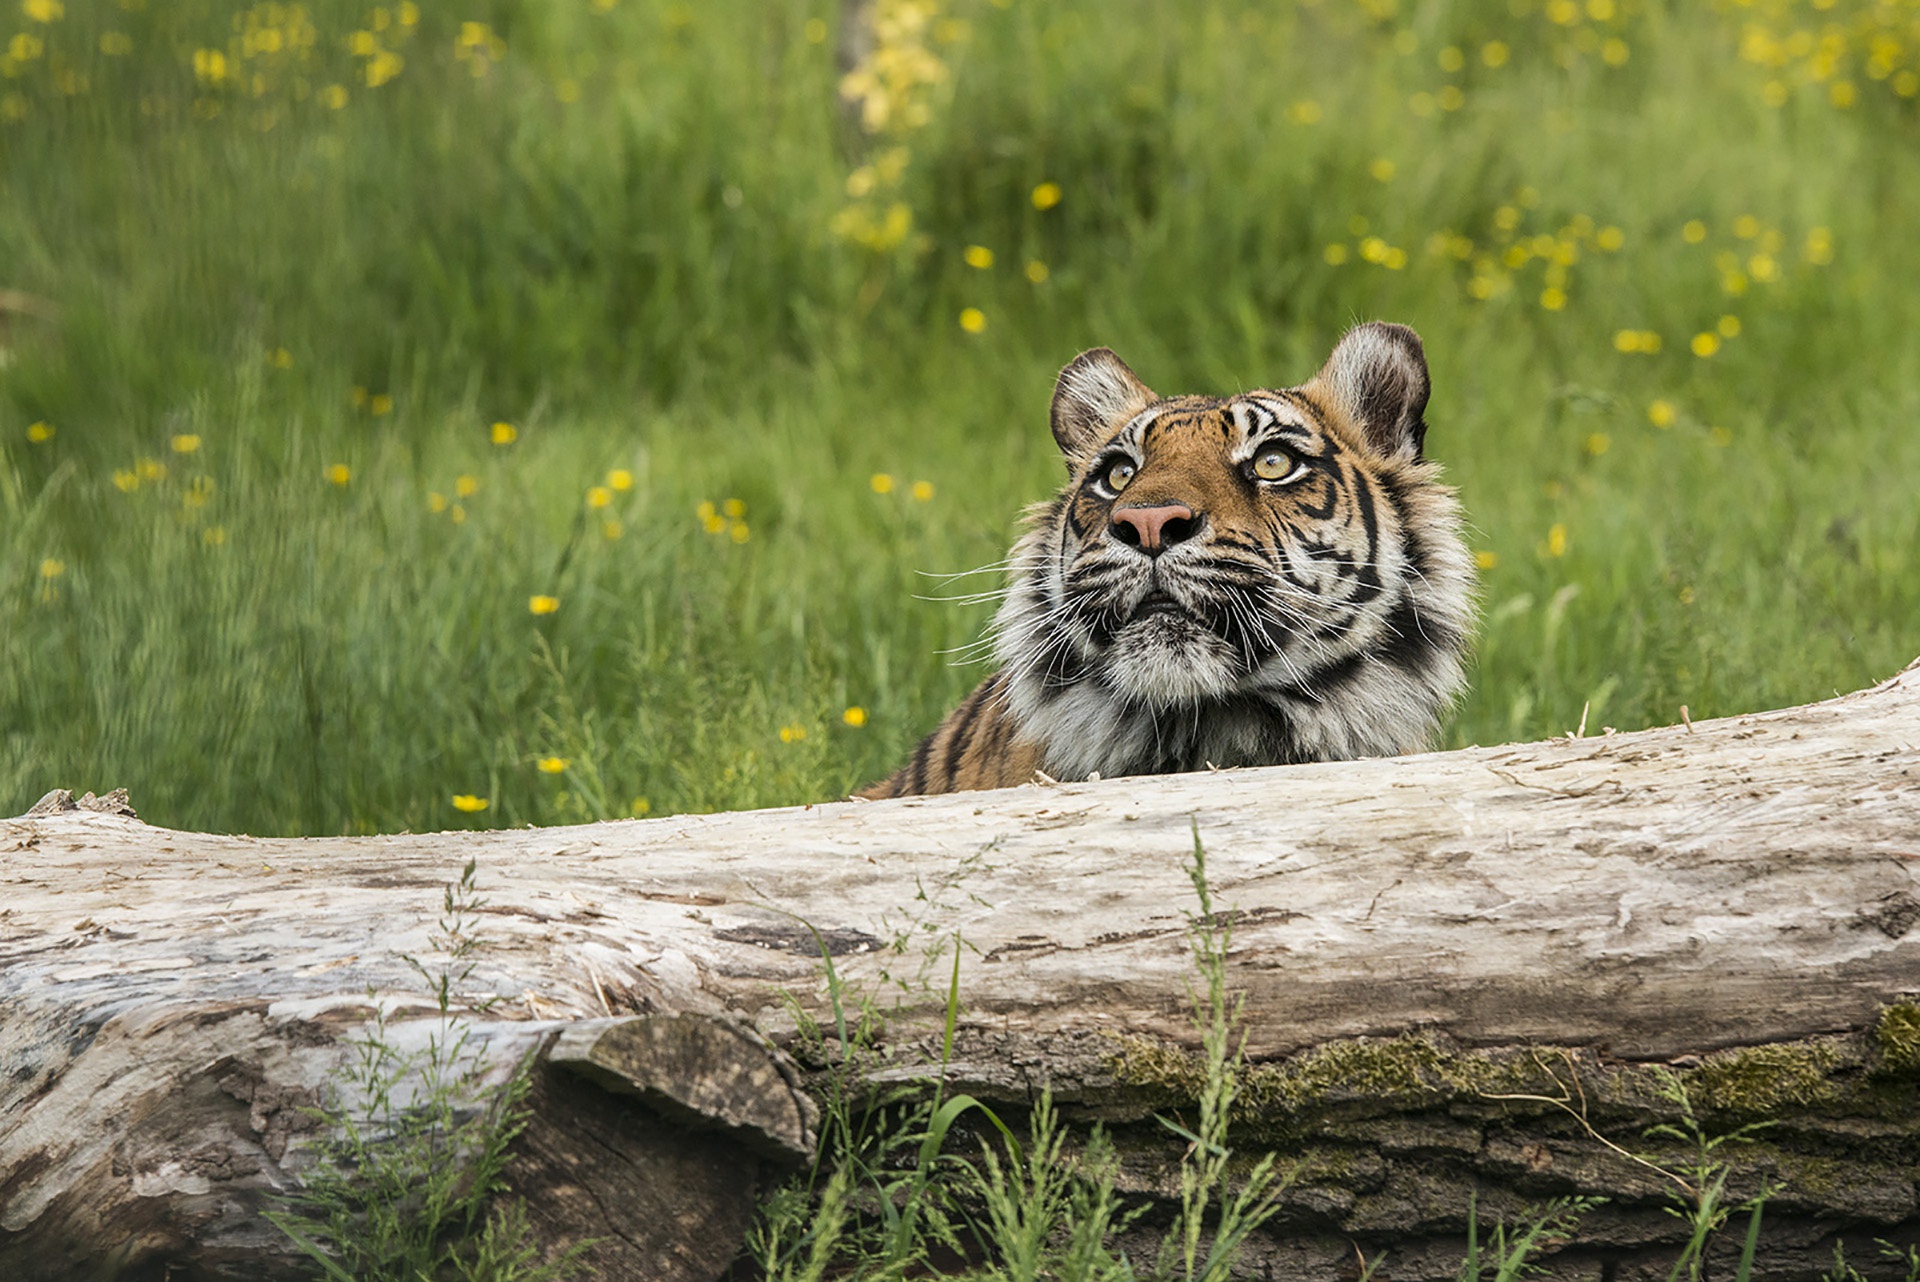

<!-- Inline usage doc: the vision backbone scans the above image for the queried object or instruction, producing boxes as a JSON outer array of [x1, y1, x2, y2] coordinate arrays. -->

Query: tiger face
[[993, 322, 1476, 782]]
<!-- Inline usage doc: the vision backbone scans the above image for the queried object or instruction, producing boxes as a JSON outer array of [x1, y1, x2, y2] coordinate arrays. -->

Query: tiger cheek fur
[[857, 321, 1477, 800]]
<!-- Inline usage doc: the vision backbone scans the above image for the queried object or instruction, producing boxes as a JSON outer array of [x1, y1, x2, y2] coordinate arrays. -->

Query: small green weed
[[1458, 1195, 1601, 1282], [266, 860, 590, 1282], [744, 825, 1296, 1280]]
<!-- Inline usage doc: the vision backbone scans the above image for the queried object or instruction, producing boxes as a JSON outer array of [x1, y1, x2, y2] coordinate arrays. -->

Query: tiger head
[[993, 322, 1476, 781]]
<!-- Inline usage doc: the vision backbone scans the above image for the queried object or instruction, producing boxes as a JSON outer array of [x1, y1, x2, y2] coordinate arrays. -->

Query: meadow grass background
[[3, 0, 1917, 838]]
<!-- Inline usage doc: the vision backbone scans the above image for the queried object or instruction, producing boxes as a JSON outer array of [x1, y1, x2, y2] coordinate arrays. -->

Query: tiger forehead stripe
[[1232, 396, 1321, 459]]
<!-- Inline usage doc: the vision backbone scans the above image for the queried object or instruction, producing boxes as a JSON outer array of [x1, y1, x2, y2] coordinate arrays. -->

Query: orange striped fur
[[858, 323, 1476, 800]]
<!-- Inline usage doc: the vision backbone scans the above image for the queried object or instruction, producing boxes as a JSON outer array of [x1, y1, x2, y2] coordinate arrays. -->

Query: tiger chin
[[858, 321, 1477, 800]]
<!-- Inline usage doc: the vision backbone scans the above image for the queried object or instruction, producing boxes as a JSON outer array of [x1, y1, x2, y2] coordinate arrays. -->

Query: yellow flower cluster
[[584, 467, 632, 538], [454, 20, 504, 78], [350, 5, 417, 89], [838, 0, 953, 134], [1727, 0, 1920, 105], [425, 473, 479, 524], [869, 473, 936, 501], [697, 497, 750, 543], [188, 4, 333, 120], [831, 0, 966, 253], [0, 2, 427, 129], [351, 385, 394, 416], [1536, 0, 1638, 70], [1687, 211, 1828, 296], [1441, 192, 1623, 309]]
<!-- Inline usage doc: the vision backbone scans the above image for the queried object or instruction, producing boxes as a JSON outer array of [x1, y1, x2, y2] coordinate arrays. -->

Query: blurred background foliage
[[2, 0, 1917, 835]]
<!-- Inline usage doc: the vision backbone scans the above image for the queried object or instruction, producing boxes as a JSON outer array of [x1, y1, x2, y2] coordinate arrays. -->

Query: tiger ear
[[1050, 348, 1157, 460], [1307, 322, 1431, 461]]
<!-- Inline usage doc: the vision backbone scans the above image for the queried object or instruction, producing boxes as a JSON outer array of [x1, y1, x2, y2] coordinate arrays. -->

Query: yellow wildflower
[[537, 757, 569, 774], [842, 706, 868, 727], [23, 0, 62, 21], [427, 491, 447, 513], [1681, 220, 1707, 244], [1690, 332, 1720, 358], [870, 473, 895, 494], [607, 468, 634, 491], [365, 50, 404, 89], [1717, 315, 1742, 338], [324, 463, 350, 486], [729, 522, 750, 543], [451, 794, 488, 812], [1647, 400, 1676, 428], [1031, 181, 1062, 210], [778, 722, 807, 743], [112, 470, 139, 493], [26, 421, 53, 443], [528, 595, 559, 615], [192, 49, 228, 86], [722, 498, 746, 518], [369, 394, 393, 416], [911, 480, 934, 501], [959, 307, 987, 333], [455, 474, 479, 498], [491, 421, 517, 445], [1025, 260, 1049, 283], [1585, 432, 1611, 456], [963, 244, 994, 269], [1474, 550, 1500, 571], [587, 486, 612, 509], [39, 557, 64, 579], [170, 434, 201, 454], [1546, 524, 1568, 557]]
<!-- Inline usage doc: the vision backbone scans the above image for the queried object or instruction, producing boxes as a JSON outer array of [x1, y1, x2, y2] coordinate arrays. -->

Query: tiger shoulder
[[859, 321, 1477, 800]]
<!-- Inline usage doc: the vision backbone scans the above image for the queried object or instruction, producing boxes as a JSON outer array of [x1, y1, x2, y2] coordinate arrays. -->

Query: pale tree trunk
[[3, 658, 1918, 1280]]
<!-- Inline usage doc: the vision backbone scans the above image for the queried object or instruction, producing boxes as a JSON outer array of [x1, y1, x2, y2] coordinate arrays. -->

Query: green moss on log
[[1876, 1003, 1920, 1078], [1105, 1026, 1916, 1135], [1684, 1042, 1848, 1115]]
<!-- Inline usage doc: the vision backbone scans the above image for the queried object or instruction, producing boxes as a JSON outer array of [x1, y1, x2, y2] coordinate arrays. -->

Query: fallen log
[[2, 658, 1918, 1280]]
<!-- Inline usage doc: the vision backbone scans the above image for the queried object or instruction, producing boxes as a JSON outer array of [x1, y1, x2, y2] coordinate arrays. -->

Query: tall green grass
[[3, 0, 1917, 835]]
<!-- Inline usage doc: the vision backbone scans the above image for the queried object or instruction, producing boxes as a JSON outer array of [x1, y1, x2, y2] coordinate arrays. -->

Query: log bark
[[3, 659, 1919, 1280]]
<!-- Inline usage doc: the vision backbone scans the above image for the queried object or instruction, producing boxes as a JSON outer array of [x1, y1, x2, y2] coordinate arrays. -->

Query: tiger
[[857, 321, 1476, 800]]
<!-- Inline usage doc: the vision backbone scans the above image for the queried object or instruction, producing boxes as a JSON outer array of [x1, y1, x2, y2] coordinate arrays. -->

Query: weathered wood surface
[[3, 658, 1918, 1280]]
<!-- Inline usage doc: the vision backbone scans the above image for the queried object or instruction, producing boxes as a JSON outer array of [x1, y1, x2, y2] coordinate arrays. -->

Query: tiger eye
[[1105, 459, 1136, 492], [1252, 449, 1293, 482]]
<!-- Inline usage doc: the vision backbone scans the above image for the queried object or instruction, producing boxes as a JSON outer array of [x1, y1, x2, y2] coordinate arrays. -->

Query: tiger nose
[[1111, 503, 1198, 555]]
